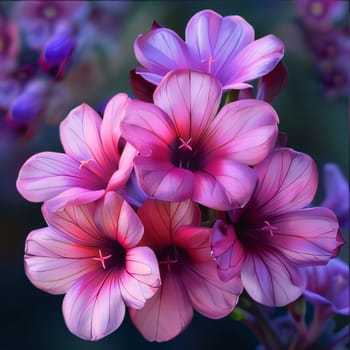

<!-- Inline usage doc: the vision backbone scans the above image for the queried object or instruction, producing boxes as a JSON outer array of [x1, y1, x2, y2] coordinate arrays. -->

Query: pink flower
[[16, 93, 136, 211], [24, 192, 160, 340], [134, 9, 284, 90], [211, 148, 342, 306], [130, 199, 242, 342], [121, 69, 279, 211]]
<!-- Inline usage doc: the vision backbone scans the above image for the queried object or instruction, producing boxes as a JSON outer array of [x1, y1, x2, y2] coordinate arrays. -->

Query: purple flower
[[321, 163, 349, 232], [24, 192, 160, 340], [121, 69, 279, 211], [0, 17, 20, 72], [12, 0, 88, 50], [211, 148, 342, 306], [16, 93, 136, 211], [134, 9, 284, 90]]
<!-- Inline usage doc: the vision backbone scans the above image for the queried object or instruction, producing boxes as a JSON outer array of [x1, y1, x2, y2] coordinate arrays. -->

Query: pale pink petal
[[181, 261, 242, 318], [24, 227, 98, 294], [16, 152, 91, 203], [60, 104, 108, 168], [245, 148, 318, 219], [266, 208, 341, 265], [174, 226, 212, 263], [192, 159, 257, 210], [204, 99, 279, 165], [134, 157, 194, 202], [106, 143, 137, 191], [223, 35, 284, 90], [45, 187, 105, 212], [94, 192, 144, 248], [153, 69, 222, 142], [134, 28, 190, 85], [42, 201, 103, 244], [119, 247, 160, 309], [185, 10, 254, 77], [130, 272, 193, 342], [100, 93, 129, 161], [138, 199, 201, 248], [121, 99, 176, 154], [211, 219, 245, 282], [242, 249, 306, 306], [63, 271, 125, 341]]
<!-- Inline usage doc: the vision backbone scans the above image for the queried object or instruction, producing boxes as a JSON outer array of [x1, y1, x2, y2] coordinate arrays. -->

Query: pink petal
[[242, 249, 306, 306], [63, 271, 126, 340], [130, 272, 193, 342], [204, 99, 279, 165], [121, 99, 176, 154], [192, 159, 257, 210], [134, 157, 194, 202], [100, 93, 129, 162], [60, 103, 109, 169], [223, 34, 284, 90], [16, 152, 88, 203], [119, 247, 160, 309], [153, 69, 222, 142], [94, 192, 144, 248], [211, 219, 245, 282], [45, 187, 105, 212], [134, 28, 190, 85], [181, 260, 242, 318], [266, 208, 341, 265], [245, 148, 318, 219], [138, 199, 201, 248], [24, 227, 98, 294], [185, 10, 254, 78], [42, 201, 103, 244]]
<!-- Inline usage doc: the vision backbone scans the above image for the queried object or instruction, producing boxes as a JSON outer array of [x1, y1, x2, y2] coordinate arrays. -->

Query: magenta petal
[[193, 159, 257, 210], [134, 157, 194, 202], [181, 261, 242, 318], [24, 227, 98, 294], [185, 10, 254, 76], [120, 247, 160, 309], [224, 35, 284, 89], [45, 187, 105, 212], [16, 152, 83, 203], [153, 69, 222, 141], [242, 250, 306, 306], [60, 103, 106, 166], [204, 99, 279, 165], [100, 93, 129, 161], [246, 148, 318, 219], [130, 273, 193, 342], [121, 99, 176, 154], [94, 192, 144, 248], [211, 220, 245, 282], [63, 271, 126, 341], [267, 208, 340, 265], [134, 28, 190, 85]]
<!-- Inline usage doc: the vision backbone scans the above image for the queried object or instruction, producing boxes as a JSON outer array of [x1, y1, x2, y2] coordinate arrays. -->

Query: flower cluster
[[0, 1, 130, 150], [294, 0, 349, 99], [16, 9, 348, 348]]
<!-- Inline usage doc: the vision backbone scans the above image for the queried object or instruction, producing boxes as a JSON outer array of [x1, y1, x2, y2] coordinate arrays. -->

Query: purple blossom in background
[[211, 148, 342, 306], [134, 9, 284, 90], [24, 192, 160, 340]]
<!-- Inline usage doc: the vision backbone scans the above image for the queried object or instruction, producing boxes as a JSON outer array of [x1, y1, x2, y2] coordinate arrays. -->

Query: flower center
[[156, 245, 186, 273], [309, 1, 324, 17], [92, 243, 126, 271], [171, 137, 201, 171], [42, 5, 58, 19]]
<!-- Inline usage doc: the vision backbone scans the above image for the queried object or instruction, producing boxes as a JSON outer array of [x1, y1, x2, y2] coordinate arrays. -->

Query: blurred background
[[0, 1, 348, 349]]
